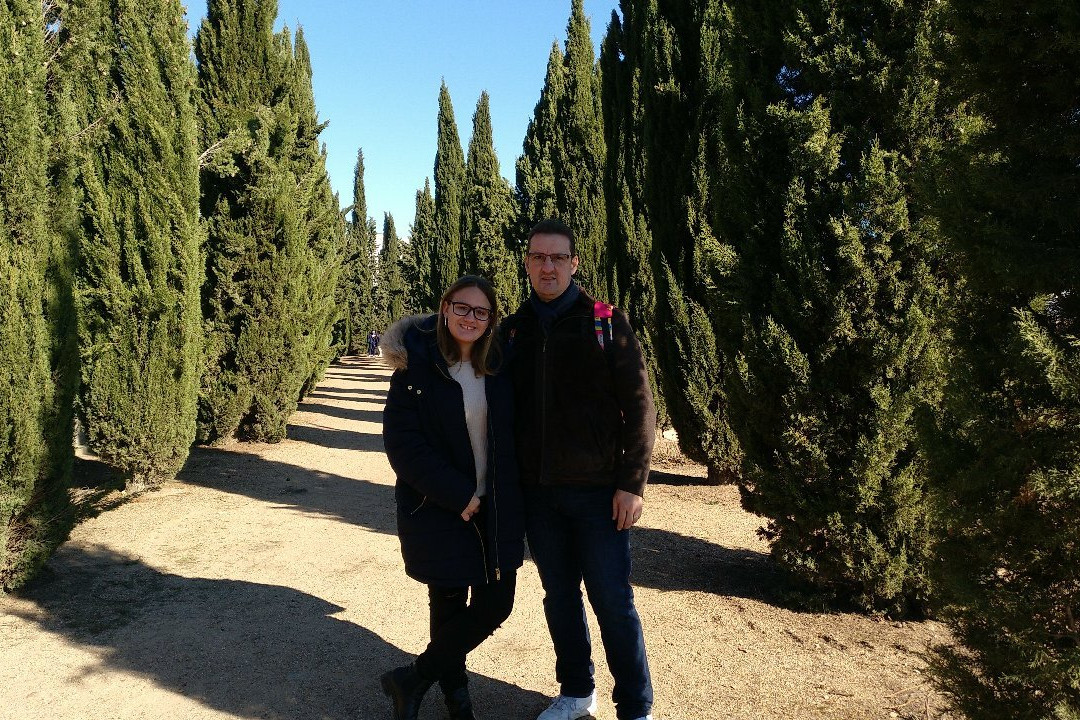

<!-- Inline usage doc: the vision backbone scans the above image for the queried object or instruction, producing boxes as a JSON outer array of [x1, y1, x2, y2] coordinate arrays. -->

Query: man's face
[[526, 232, 579, 302]]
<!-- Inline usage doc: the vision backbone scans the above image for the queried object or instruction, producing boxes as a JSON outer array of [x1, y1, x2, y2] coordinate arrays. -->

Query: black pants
[[415, 571, 517, 693]]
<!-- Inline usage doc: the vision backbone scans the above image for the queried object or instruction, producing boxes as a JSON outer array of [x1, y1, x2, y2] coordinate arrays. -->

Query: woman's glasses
[[448, 301, 492, 322]]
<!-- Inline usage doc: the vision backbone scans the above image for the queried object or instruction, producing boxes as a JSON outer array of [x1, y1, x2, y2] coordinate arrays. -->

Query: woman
[[380, 275, 525, 720]]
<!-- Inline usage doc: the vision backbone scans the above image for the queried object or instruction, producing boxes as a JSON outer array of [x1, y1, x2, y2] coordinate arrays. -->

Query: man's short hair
[[527, 219, 576, 257]]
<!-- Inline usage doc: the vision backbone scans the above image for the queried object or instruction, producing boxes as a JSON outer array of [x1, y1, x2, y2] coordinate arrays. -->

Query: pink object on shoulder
[[594, 301, 613, 319]]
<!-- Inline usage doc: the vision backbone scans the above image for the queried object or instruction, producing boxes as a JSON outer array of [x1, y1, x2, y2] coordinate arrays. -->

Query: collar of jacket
[[515, 286, 598, 326], [381, 313, 441, 372]]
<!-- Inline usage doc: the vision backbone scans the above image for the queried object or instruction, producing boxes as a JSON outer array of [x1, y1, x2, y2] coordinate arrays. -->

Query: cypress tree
[[340, 149, 377, 354], [407, 178, 437, 312], [290, 29, 344, 397], [600, 0, 741, 479], [379, 213, 404, 326], [557, 0, 610, 299], [603, 0, 945, 613], [598, 6, 665, 426], [196, 3, 337, 442], [922, 1, 1080, 715], [516, 42, 563, 234], [433, 81, 465, 291], [196, 0, 287, 442], [517, 1, 611, 299], [463, 91, 520, 312], [716, 0, 945, 614], [66, 0, 203, 488], [0, 0, 75, 589]]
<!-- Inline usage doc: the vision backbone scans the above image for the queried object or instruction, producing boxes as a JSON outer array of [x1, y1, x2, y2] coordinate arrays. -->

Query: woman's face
[[441, 285, 493, 354]]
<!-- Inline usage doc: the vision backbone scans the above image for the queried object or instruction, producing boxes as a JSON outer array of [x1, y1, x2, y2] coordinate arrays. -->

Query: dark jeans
[[524, 485, 653, 720], [415, 571, 517, 693]]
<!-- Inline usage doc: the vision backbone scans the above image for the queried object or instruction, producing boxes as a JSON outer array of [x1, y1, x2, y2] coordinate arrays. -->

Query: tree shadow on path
[[630, 526, 785, 605], [295, 400, 384, 425], [179, 447, 398, 536], [285, 424, 384, 452], [12, 546, 547, 719]]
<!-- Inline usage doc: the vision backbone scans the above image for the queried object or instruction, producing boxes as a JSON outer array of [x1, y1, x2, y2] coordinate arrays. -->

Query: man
[[503, 219, 656, 720]]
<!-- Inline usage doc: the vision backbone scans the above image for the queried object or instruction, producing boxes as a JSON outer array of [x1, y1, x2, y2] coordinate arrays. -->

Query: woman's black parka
[[381, 314, 524, 587]]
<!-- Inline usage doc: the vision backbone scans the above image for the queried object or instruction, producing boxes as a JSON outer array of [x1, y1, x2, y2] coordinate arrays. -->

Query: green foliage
[[338, 148, 377, 353], [724, 0, 945, 616], [602, 0, 740, 475], [558, 0, 609, 299], [64, 0, 203, 488], [0, 0, 75, 590], [922, 1, 1080, 715], [462, 92, 520, 313], [516, 42, 562, 232], [378, 213, 404, 327], [406, 178, 437, 312], [516, 0, 610, 300], [196, 2, 342, 443], [602, 0, 945, 614], [433, 81, 465, 293]]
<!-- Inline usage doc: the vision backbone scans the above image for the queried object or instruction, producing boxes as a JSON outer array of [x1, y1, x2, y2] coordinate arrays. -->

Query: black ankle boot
[[444, 686, 477, 720], [380, 664, 432, 720]]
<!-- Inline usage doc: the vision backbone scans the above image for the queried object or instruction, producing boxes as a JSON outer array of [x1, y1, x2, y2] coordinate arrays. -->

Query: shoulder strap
[[593, 301, 614, 350]]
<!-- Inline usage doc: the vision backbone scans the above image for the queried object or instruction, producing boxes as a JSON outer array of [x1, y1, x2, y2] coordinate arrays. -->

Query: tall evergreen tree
[[0, 0, 75, 589], [922, 1, 1080, 715], [557, 0, 610, 299], [516, 1, 610, 299], [196, 3, 338, 442], [598, 6, 665, 425], [601, 0, 740, 478], [290, 29, 344, 397], [433, 81, 465, 291], [339, 148, 377, 354], [602, 0, 945, 614], [516, 42, 563, 234], [463, 91, 520, 312], [65, 0, 203, 487], [379, 213, 404, 326], [407, 178, 437, 312], [719, 0, 944, 614]]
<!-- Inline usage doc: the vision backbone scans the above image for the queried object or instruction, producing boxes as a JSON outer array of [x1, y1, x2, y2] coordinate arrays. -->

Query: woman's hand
[[461, 495, 481, 522]]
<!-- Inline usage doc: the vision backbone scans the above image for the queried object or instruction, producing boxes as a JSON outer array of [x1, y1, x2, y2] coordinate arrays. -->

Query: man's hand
[[612, 489, 643, 531], [461, 495, 481, 522]]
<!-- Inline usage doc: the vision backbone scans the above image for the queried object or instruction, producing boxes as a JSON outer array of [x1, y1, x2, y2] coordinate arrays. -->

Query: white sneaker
[[536, 692, 598, 720]]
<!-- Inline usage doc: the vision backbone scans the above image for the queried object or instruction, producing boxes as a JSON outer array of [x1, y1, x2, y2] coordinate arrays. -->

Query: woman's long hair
[[436, 275, 502, 376]]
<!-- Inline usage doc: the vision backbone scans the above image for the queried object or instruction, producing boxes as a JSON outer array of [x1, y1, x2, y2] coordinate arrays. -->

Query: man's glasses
[[526, 252, 572, 267], [448, 301, 492, 322]]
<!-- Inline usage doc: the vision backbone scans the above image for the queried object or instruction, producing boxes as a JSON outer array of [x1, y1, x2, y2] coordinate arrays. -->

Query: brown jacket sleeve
[[609, 308, 656, 497]]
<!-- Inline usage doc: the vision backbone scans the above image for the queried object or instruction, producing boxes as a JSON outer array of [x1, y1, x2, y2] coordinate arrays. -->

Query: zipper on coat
[[539, 332, 548, 484], [471, 521, 490, 583], [486, 408, 501, 582]]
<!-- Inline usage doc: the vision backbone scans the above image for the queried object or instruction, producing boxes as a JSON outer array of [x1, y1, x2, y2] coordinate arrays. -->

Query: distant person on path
[[367, 329, 378, 356], [380, 275, 525, 720], [503, 219, 657, 720]]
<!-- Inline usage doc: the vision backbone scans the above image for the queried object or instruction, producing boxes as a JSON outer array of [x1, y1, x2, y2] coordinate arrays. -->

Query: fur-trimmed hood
[[380, 313, 435, 370]]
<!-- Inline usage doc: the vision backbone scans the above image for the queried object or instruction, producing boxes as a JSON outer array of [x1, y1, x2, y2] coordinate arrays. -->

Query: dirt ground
[[0, 356, 957, 720]]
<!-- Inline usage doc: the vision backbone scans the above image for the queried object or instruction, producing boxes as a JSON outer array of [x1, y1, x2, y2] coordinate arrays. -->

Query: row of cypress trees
[[405, 85, 521, 317], [390, 1, 1076, 715], [1, 0, 343, 589], [595, 0, 1076, 715]]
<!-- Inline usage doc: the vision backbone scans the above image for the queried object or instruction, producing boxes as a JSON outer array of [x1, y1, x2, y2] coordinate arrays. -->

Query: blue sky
[[187, 0, 617, 238]]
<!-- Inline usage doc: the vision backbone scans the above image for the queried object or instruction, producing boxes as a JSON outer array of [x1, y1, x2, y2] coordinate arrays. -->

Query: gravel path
[[0, 356, 955, 720]]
